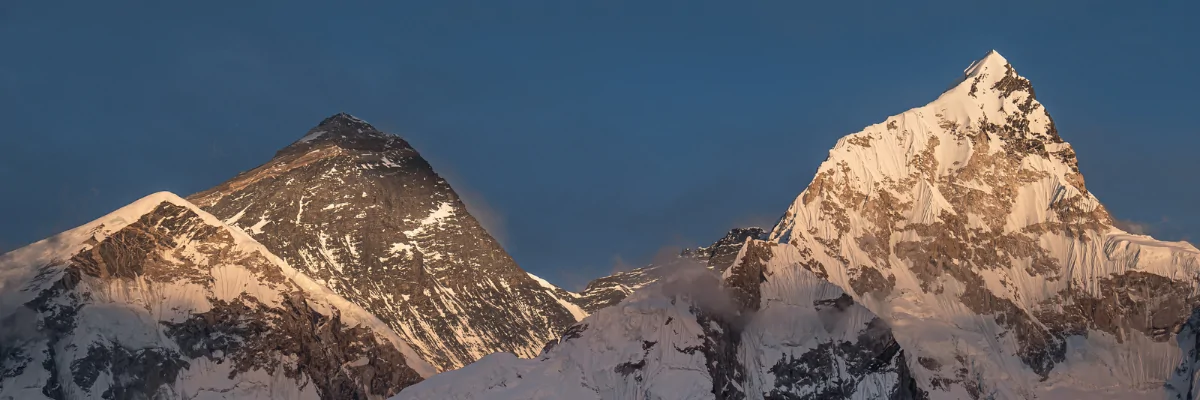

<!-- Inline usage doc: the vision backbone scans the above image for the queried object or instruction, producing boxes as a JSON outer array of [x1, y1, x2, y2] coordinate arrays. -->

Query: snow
[[398, 250, 904, 400], [321, 202, 349, 211], [389, 242, 414, 257], [247, 216, 271, 235], [527, 272, 588, 321], [298, 129, 327, 143], [763, 50, 1200, 398], [0, 191, 437, 392], [403, 201, 456, 238], [394, 272, 718, 400], [223, 205, 250, 225], [394, 202, 458, 266]]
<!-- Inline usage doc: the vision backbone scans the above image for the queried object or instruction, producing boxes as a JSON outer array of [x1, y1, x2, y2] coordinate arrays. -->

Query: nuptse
[[395, 51, 1200, 399]]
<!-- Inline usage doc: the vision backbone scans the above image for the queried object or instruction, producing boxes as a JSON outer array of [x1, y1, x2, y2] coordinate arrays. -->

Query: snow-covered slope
[[766, 50, 1200, 398], [188, 114, 581, 371], [395, 240, 919, 399], [0, 192, 431, 399]]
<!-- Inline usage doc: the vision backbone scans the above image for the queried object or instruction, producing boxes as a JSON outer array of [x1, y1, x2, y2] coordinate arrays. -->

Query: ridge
[[0, 190, 430, 398]]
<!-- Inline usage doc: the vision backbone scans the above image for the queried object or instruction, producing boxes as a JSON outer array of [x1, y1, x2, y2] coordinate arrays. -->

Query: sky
[[1, 1, 1197, 290]]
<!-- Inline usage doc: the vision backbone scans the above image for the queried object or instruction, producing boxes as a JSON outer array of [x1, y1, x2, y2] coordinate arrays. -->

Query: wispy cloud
[[1113, 219, 1152, 235], [610, 254, 636, 274], [456, 186, 509, 247], [432, 168, 510, 248]]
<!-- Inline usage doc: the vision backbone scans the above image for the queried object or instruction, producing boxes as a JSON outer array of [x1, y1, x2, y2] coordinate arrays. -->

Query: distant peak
[[964, 49, 1009, 77], [293, 112, 392, 145], [270, 112, 415, 159], [318, 112, 375, 130], [941, 49, 1037, 102]]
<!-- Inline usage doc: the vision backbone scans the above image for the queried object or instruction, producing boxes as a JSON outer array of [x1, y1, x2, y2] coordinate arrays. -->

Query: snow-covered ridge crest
[[1, 191, 430, 399], [394, 240, 919, 399], [769, 50, 1200, 398]]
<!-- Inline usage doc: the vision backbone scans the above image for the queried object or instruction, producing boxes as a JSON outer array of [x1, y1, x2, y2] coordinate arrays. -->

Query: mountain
[[188, 114, 584, 371], [766, 49, 1200, 398], [396, 240, 919, 400], [394, 51, 1200, 399], [687, 227, 768, 272], [574, 227, 766, 314], [0, 192, 432, 400]]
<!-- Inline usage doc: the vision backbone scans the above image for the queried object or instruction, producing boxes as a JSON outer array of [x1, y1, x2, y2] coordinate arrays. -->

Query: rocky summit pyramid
[[0, 192, 431, 399], [188, 113, 585, 371], [393, 51, 1200, 399]]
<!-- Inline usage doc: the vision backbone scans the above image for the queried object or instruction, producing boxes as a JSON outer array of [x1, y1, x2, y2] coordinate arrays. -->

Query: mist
[[643, 246, 746, 324]]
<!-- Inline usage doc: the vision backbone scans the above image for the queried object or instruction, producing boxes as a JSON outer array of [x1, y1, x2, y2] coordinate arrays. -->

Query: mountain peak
[[317, 112, 375, 130], [944, 49, 1038, 104], [273, 112, 415, 158], [190, 110, 581, 372], [297, 112, 382, 143], [964, 49, 1009, 77]]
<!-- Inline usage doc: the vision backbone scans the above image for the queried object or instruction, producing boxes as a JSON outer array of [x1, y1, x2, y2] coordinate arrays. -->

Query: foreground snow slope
[[395, 241, 920, 399], [768, 50, 1200, 398], [0, 192, 431, 399]]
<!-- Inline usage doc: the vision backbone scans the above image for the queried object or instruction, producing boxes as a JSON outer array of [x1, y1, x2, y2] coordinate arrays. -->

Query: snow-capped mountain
[[396, 240, 919, 400], [0, 192, 432, 400], [765, 50, 1200, 398], [573, 228, 767, 314], [572, 267, 661, 315], [394, 50, 1200, 399], [688, 227, 768, 273], [188, 114, 584, 371]]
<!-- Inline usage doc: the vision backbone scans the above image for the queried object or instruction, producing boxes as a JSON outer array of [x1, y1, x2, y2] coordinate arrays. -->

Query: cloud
[[1111, 216, 1197, 245], [649, 254, 743, 323], [610, 255, 636, 274], [727, 213, 780, 231], [554, 268, 597, 293], [433, 169, 509, 247], [456, 186, 509, 247], [650, 246, 685, 265], [1113, 219, 1152, 235]]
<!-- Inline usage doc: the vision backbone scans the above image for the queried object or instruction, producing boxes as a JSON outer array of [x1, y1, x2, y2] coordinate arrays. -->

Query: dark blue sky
[[2, 1, 1196, 289]]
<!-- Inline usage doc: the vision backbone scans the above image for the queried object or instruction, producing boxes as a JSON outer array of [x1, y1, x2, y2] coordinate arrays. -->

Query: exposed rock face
[[685, 227, 768, 272], [768, 50, 1200, 398], [0, 192, 429, 400], [574, 227, 767, 314], [573, 267, 661, 314], [188, 114, 583, 371], [395, 239, 919, 400]]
